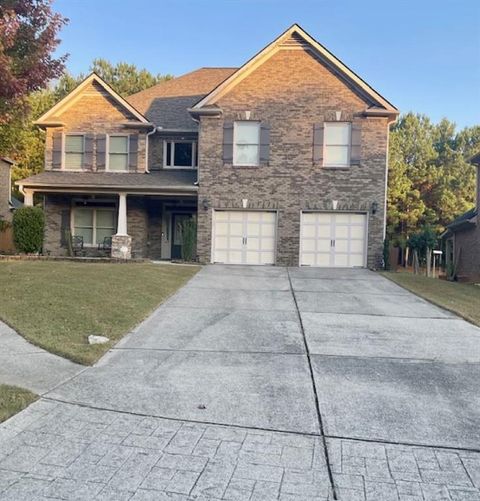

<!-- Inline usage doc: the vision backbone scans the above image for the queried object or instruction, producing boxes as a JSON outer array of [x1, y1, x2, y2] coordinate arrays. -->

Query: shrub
[[12, 206, 45, 253], [180, 217, 197, 262]]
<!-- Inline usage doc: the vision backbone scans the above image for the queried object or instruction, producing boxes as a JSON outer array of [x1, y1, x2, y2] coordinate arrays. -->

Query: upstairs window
[[64, 135, 84, 170], [164, 140, 197, 168], [108, 135, 129, 171], [324, 123, 351, 167], [233, 121, 260, 166]]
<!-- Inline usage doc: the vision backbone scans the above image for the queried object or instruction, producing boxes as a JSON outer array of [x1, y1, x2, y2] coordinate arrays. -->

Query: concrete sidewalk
[[0, 321, 83, 394]]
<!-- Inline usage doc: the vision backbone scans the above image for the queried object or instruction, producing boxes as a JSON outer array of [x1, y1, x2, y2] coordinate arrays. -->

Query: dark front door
[[171, 213, 192, 259]]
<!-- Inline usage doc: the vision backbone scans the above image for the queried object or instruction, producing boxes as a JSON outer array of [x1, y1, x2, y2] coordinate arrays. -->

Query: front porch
[[37, 193, 197, 260]]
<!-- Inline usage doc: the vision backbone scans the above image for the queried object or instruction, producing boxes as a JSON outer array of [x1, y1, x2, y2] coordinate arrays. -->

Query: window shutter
[[351, 123, 362, 165], [84, 134, 94, 170], [223, 122, 234, 163], [129, 134, 138, 171], [60, 209, 70, 247], [52, 132, 62, 169], [259, 123, 270, 163], [313, 123, 324, 164], [96, 134, 106, 171]]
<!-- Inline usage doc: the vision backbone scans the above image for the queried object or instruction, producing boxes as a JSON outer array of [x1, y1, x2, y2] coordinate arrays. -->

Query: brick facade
[[44, 81, 147, 173], [197, 49, 389, 267]]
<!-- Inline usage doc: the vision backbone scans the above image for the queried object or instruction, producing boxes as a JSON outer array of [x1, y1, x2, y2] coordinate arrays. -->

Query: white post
[[116, 193, 127, 235], [23, 189, 34, 206]]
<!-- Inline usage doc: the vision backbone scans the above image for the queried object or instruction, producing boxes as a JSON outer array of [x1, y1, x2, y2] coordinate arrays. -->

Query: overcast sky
[[54, 0, 480, 129]]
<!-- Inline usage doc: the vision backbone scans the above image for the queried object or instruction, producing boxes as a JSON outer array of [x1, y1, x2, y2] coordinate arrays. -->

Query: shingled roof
[[17, 170, 198, 193], [127, 67, 236, 130]]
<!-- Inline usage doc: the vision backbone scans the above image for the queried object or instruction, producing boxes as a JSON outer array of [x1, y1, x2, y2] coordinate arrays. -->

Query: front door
[[171, 213, 193, 259]]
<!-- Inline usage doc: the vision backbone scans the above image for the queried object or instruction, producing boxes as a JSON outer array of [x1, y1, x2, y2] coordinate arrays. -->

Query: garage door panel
[[213, 211, 276, 265], [300, 212, 367, 268]]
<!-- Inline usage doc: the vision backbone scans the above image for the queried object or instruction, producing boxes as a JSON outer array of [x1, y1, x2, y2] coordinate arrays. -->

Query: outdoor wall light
[[371, 201, 379, 214], [202, 198, 209, 211]]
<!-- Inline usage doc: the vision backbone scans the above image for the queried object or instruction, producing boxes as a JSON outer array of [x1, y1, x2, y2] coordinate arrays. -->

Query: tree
[[0, 0, 68, 122], [387, 113, 479, 241]]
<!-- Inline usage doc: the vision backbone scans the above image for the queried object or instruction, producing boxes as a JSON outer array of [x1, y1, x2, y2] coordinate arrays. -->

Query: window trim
[[62, 133, 85, 171], [323, 122, 352, 168], [106, 133, 130, 172], [70, 204, 116, 247], [233, 121, 261, 167], [163, 140, 198, 169]]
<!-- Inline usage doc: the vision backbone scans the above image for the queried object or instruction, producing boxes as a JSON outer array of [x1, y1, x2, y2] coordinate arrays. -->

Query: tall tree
[[387, 113, 479, 240], [0, 0, 67, 122]]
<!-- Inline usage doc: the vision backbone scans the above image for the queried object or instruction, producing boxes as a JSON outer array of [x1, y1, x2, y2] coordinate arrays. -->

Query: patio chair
[[97, 236, 112, 254], [71, 235, 85, 257]]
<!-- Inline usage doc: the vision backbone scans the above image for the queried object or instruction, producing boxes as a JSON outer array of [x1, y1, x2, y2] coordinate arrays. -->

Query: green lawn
[[382, 272, 480, 327], [0, 385, 38, 423], [0, 261, 200, 365]]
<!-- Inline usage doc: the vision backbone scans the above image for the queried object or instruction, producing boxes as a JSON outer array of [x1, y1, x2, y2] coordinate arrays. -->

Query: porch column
[[116, 192, 128, 235], [23, 189, 34, 206], [111, 192, 132, 259]]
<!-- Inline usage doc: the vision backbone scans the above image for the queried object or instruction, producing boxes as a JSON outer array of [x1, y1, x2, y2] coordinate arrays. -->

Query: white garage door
[[300, 212, 367, 267], [213, 211, 276, 265]]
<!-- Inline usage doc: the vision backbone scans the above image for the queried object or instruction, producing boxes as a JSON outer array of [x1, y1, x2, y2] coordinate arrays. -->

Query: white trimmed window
[[64, 135, 84, 170], [233, 121, 260, 166], [108, 135, 129, 171], [73, 207, 115, 245], [324, 122, 351, 167], [164, 140, 197, 168]]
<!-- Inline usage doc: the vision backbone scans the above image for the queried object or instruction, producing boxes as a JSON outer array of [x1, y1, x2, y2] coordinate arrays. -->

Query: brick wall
[[0, 159, 12, 222], [43, 195, 70, 256], [197, 48, 390, 267], [455, 225, 480, 282], [44, 81, 147, 172]]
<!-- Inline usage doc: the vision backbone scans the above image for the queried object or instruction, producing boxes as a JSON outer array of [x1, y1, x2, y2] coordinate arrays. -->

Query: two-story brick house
[[18, 24, 398, 266]]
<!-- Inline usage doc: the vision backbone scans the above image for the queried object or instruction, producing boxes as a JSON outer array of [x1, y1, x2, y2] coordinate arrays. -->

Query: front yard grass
[[0, 385, 38, 423], [382, 272, 480, 327], [0, 261, 199, 365]]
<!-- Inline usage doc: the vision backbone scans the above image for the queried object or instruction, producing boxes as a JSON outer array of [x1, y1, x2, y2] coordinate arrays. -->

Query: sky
[[53, 0, 480, 129]]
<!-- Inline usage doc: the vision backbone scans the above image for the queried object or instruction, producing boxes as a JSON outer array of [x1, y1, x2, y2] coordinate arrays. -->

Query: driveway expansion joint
[[287, 267, 338, 500]]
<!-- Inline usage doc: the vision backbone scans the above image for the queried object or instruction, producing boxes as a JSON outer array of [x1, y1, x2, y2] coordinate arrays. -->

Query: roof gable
[[36, 73, 150, 126], [192, 24, 398, 115]]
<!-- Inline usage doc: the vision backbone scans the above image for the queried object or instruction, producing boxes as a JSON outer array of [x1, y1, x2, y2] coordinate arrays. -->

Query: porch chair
[[97, 236, 112, 254], [71, 235, 85, 257]]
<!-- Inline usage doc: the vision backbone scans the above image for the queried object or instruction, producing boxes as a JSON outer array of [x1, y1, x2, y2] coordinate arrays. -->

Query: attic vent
[[279, 32, 311, 50]]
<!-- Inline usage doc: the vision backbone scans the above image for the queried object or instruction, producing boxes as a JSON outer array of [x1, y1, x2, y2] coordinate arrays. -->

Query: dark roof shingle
[[127, 68, 236, 130], [18, 170, 197, 192]]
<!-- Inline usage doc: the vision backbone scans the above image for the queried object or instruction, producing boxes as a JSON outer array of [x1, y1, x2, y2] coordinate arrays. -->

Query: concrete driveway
[[1, 265, 480, 500]]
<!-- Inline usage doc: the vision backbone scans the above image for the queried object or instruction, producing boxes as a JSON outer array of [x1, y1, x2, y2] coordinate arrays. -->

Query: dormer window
[[64, 135, 84, 170], [164, 140, 197, 168]]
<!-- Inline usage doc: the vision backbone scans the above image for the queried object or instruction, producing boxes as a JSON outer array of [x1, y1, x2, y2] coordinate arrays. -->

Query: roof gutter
[[188, 107, 222, 121]]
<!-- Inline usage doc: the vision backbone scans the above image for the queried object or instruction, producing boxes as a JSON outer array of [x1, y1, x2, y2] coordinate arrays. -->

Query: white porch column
[[111, 192, 132, 259], [116, 192, 128, 235], [23, 189, 34, 206]]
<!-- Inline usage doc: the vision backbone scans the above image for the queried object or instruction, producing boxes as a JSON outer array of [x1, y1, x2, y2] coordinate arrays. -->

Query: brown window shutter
[[96, 134, 106, 171], [351, 123, 362, 165], [313, 123, 324, 164], [52, 132, 63, 169], [259, 123, 270, 163], [223, 122, 234, 163], [129, 134, 138, 171], [84, 134, 94, 170]]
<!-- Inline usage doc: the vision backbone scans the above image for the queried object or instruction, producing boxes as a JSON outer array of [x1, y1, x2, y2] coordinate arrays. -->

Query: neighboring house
[[443, 152, 480, 282], [17, 24, 398, 267], [0, 157, 21, 222]]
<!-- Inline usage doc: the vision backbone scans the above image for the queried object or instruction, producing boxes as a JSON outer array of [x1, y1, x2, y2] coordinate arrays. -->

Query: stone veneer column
[[111, 193, 132, 259]]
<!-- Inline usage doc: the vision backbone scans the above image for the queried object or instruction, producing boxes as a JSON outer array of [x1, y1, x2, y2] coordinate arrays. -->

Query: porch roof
[[17, 170, 198, 194]]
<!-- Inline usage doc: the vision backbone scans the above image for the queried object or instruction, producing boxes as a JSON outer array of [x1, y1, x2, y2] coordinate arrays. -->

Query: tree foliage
[[0, 0, 67, 122], [387, 113, 479, 240]]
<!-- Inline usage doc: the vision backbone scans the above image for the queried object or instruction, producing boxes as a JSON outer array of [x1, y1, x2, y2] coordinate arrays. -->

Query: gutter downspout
[[145, 126, 161, 173]]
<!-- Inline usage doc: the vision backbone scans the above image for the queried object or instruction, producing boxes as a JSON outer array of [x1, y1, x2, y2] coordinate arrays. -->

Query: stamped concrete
[[0, 321, 83, 394], [1, 265, 480, 500]]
